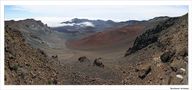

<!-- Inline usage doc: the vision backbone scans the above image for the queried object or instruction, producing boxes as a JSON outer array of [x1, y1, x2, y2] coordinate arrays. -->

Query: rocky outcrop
[[125, 18, 177, 56], [121, 14, 188, 85], [160, 51, 175, 63]]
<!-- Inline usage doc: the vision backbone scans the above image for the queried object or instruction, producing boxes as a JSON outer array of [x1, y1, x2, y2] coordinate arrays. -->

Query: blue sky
[[5, 5, 188, 27]]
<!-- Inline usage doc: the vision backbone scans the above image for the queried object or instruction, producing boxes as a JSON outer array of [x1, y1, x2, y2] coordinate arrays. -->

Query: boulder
[[138, 66, 151, 79], [78, 56, 89, 63], [93, 58, 104, 68], [52, 55, 58, 59]]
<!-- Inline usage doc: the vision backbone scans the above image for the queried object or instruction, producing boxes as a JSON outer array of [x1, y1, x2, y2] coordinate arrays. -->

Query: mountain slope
[[119, 14, 188, 85], [5, 19, 69, 58], [5, 19, 65, 48], [5, 26, 63, 84], [66, 24, 145, 50]]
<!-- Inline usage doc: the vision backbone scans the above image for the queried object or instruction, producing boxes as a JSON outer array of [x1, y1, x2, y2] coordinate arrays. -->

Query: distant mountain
[[52, 18, 117, 40], [52, 18, 148, 40], [53, 18, 117, 32], [66, 16, 170, 50], [148, 16, 169, 22], [66, 24, 145, 50]]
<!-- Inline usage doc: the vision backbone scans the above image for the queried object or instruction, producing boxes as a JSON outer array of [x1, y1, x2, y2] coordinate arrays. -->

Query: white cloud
[[77, 22, 95, 27]]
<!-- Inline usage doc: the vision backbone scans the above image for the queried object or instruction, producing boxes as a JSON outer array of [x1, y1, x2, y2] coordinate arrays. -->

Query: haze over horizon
[[5, 5, 188, 27]]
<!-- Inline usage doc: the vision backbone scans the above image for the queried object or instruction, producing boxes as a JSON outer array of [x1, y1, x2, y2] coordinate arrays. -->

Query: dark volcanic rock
[[93, 58, 104, 68], [125, 18, 177, 56], [52, 55, 58, 59], [160, 51, 175, 63], [78, 56, 90, 63]]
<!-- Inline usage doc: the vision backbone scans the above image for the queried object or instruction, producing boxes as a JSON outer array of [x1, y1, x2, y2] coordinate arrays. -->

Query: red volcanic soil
[[66, 24, 145, 50]]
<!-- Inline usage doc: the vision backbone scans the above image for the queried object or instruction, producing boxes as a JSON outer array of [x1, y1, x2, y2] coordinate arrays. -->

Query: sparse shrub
[[48, 80, 52, 84], [10, 64, 19, 71], [48, 79, 58, 85]]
